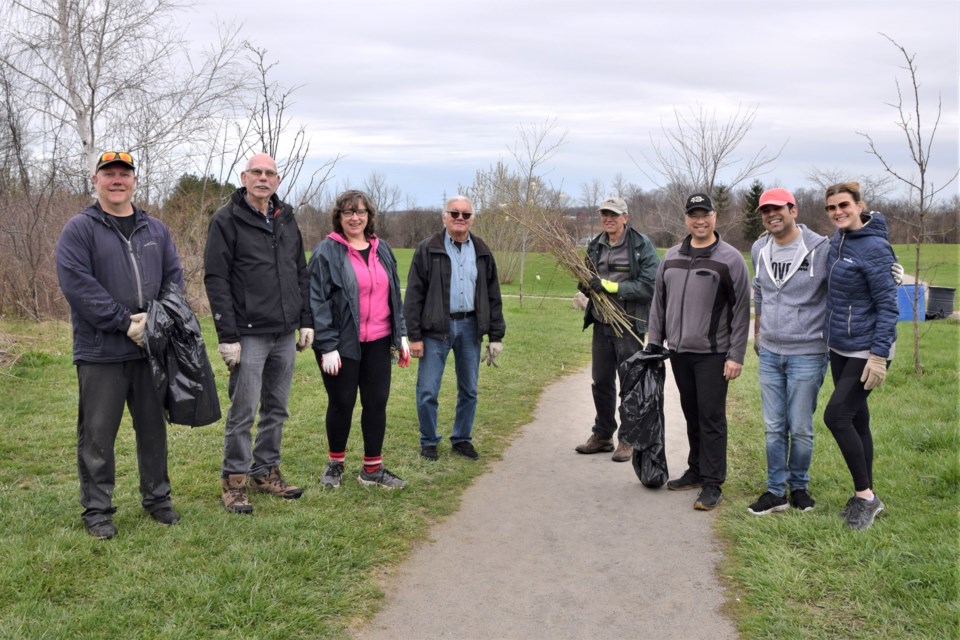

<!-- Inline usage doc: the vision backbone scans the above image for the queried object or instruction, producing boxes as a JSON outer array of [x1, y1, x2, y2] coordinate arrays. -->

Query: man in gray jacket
[[646, 193, 750, 511], [747, 188, 829, 515]]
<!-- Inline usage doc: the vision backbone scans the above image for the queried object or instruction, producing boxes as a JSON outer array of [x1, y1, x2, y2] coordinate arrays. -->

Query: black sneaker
[[667, 469, 702, 491], [420, 445, 439, 461], [694, 485, 723, 511], [790, 489, 816, 512], [357, 467, 407, 490], [747, 491, 789, 515], [452, 441, 479, 460], [85, 520, 117, 540], [149, 507, 181, 526], [321, 461, 344, 489], [845, 495, 884, 530]]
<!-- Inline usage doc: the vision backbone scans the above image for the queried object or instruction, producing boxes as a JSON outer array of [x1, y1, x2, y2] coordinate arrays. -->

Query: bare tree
[[633, 104, 785, 242], [361, 170, 403, 241], [805, 167, 896, 204], [857, 34, 960, 374]]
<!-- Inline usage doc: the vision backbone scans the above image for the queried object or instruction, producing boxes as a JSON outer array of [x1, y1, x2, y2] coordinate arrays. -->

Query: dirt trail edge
[[354, 364, 739, 640]]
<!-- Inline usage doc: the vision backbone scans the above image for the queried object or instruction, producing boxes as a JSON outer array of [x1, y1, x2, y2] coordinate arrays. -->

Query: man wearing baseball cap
[[747, 187, 830, 515], [575, 196, 660, 461], [645, 192, 750, 510], [56, 151, 186, 539]]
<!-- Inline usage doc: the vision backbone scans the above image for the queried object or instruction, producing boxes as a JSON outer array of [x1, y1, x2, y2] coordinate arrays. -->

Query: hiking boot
[[452, 441, 479, 460], [358, 467, 408, 490], [85, 520, 117, 540], [575, 434, 614, 454], [667, 469, 703, 491], [420, 445, 439, 461], [221, 474, 254, 514], [747, 491, 789, 515], [149, 507, 181, 526], [248, 466, 304, 500], [694, 485, 723, 511], [845, 495, 884, 530], [321, 461, 344, 489], [790, 489, 816, 512], [839, 496, 858, 519], [611, 441, 633, 462]]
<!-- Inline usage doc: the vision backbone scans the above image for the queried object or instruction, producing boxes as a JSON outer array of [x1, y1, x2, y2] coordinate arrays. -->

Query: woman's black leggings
[[316, 336, 392, 458], [823, 351, 875, 492]]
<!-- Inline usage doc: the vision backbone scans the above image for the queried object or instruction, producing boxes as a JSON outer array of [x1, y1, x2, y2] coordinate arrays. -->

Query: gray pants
[[222, 332, 296, 477], [76, 360, 171, 526]]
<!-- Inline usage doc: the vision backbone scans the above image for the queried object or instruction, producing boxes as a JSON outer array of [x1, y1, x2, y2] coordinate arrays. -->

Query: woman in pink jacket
[[308, 190, 410, 489]]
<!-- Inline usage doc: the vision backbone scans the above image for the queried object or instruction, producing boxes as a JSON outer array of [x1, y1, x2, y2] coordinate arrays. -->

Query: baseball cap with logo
[[95, 151, 136, 172], [598, 196, 628, 215], [756, 187, 796, 212], [684, 193, 713, 214]]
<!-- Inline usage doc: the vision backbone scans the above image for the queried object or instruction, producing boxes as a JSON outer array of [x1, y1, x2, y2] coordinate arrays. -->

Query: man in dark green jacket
[[575, 196, 660, 462]]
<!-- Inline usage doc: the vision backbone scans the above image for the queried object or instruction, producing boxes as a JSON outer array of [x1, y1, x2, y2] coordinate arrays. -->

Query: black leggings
[[823, 351, 875, 492], [316, 336, 392, 458]]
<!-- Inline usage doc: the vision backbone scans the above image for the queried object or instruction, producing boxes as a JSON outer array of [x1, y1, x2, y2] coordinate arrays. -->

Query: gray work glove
[[892, 262, 904, 285], [218, 342, 241, 371], [482, 342, 502, 367], [753, 332, 761, 357], [126, 312, 147, 347]]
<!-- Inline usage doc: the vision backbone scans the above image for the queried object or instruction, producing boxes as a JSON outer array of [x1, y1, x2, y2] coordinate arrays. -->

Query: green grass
[[892, 243, 960, 291], [720, 320, 959, 639], [0, 301, 593, 639]]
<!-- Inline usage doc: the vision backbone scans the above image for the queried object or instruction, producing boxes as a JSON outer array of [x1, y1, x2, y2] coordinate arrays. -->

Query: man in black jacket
[[56, 151, 185, 539], [403, 196, 505, 461], [204, 153, 313, 514]]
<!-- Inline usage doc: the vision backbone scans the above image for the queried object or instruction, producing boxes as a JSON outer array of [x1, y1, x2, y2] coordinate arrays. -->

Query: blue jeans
[[222, 332, 296, 477], [758, 350, 828, 496], [416, 317, 481, 446]]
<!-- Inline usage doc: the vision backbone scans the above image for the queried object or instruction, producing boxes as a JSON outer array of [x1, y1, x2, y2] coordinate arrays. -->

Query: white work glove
[[126, 312, 147, 348], [321, 350, 341, 376], [398, 337, 411, 368], [218, 342, 241, 371], [297, 327, 314, 352], [860, 354, 887, 390], [891, 262, 904, 285], [482, 342, 503, 367]]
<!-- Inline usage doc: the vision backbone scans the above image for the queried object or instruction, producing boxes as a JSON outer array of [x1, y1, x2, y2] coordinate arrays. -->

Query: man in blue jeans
[[404, 195, 506, 461], [748, 188, 830, 515]]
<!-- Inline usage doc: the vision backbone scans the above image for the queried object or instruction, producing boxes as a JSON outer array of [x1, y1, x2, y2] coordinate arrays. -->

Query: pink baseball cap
[[756, 187, 796, 212]]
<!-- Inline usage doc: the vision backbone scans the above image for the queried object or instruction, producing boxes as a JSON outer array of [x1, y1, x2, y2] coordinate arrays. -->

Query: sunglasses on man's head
[[445, 210, 472, 220], [98, 151, 133, 164]]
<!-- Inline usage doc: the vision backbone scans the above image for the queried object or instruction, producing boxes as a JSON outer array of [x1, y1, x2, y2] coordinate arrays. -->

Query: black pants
[[76, 361, 171, 526], [317, 337, 392, 458], [670, 352, 729, 487], [590, 323, 643, 440], [824, 351, 876, 492]]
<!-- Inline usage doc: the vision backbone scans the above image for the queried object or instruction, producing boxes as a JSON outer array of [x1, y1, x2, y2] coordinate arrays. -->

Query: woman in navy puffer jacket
[[822, 181, 898, 531]]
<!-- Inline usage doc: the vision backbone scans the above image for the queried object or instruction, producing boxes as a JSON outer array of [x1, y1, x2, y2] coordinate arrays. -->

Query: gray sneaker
[[321, 461, 344, 489], [845, 495, 885, 530], [358, 467, 407, 490], [839, 496, 858, 519]]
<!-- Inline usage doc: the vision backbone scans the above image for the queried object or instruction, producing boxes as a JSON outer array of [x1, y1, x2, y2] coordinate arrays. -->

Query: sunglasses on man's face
[[98, 151, 133, 164], [446, 210, 473, 220]]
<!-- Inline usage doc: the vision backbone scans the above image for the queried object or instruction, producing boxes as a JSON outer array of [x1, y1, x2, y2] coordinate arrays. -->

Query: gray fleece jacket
[[751, 224, 829, 356]]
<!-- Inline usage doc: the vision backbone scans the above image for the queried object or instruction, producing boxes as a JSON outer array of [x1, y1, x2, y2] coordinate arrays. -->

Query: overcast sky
[[185, 0, 959, 209]]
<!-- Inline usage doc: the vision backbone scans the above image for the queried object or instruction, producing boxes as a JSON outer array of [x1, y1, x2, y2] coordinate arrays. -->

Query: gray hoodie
[[751, 224, 829, 355]]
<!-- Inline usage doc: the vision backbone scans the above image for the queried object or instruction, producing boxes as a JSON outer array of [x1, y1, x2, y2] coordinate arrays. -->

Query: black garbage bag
[[618, 349, 670, 488], [145, 284, 221, 427]]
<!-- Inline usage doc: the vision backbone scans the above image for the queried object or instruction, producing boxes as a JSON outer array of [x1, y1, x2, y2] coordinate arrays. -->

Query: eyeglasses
[[245, 168, 278, 178], [824, 200, 856, 213], [98, 151, 134, 164], [685, 211, 714, 219], [599, 211, 623, 218], [446, 210, 473, 220], [342, 209, 368, 218]]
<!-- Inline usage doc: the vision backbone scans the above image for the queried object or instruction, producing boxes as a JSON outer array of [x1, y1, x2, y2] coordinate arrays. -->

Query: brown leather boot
[[611, 441, 633, 462], [221, 474, 254, 514], [575, 434, 615, 454], [248, 466, 304, 499]]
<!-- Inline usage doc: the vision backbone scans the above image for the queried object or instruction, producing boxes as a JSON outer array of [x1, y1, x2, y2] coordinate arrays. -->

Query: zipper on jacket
[[847, 306, 853, 336]]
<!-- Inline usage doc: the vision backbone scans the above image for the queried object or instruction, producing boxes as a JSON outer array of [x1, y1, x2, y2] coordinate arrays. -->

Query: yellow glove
[[600, 279, 618, 294], [860, 354, 887, 390]]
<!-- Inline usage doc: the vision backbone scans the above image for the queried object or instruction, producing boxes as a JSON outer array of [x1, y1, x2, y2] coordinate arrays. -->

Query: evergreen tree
[[742, 179, 765, 241]]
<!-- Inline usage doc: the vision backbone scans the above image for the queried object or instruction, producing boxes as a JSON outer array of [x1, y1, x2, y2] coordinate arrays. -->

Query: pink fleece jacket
[[328, 232, 392, 343]]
